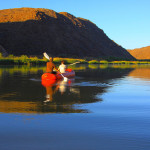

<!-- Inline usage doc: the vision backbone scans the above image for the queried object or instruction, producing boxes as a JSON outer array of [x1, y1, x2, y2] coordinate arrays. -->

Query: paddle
[[43, 52, 68, 81], [68, 61, 80, 66], [43, 52, 50, 60]]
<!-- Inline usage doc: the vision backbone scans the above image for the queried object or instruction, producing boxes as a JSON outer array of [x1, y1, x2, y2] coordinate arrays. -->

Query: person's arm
[[65, 64, 67, 69], [58, 65, 60, 71], [53, 63, 59, 72]]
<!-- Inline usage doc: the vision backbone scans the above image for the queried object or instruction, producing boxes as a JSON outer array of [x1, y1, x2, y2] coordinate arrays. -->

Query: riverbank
[[0, 54, 150, 65]]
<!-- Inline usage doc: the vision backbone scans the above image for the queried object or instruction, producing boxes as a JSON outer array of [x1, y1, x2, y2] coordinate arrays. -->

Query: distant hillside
[[128, 46, 150, 60], [0, 8, 135, 60]]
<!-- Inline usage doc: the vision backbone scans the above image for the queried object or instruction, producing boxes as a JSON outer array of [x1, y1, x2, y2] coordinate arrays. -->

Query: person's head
[[49, 57, 53, 62], [61, 60, 64, 64]]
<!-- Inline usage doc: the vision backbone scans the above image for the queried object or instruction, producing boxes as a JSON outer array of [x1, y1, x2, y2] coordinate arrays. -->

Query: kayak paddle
[[43, 52, 50, 60], [68, 61, 80, 66]]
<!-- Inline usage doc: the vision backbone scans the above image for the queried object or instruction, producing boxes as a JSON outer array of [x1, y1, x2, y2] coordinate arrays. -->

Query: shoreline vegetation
[[0, 53, 150, 65]]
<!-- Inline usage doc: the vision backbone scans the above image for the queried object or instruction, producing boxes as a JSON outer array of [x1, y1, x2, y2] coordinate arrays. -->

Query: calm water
[[0, 64, 150, 150]]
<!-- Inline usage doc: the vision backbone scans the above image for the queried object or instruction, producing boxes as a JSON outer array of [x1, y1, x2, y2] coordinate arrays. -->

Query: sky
[[0, 0, 150, 49]]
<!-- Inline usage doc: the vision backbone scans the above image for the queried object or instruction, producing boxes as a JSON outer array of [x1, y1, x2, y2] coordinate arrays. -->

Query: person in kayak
[[58, 60, 67, 73], [46, 57, 58, 74]]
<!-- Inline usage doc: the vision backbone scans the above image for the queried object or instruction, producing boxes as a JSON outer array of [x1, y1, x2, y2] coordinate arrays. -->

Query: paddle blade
[[63, 77, 68, 82], [69, 61, 80, 66], [43, 52, 50, 60]]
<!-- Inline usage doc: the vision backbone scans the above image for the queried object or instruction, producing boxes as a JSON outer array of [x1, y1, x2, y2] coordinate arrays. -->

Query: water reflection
[[43, 79, 76, 102], [128, 68, 150, 80], [0, 65, 136, 114], [44, 82, 60, 102], [41, 78, 103, 113]]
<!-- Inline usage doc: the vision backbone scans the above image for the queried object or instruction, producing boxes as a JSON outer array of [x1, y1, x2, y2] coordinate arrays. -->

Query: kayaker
[[58, 60, 67, 73], [46, 57, 58, 74]]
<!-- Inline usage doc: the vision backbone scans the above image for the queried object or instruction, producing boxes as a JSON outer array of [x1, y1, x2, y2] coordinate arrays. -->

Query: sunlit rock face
[[128, 46, 150, 60]]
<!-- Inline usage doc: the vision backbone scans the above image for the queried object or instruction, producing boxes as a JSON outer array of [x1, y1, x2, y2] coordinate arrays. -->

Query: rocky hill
[[0, 45, 8, 56], [128, 46, 150, 60], [0, 8, 135, 59]]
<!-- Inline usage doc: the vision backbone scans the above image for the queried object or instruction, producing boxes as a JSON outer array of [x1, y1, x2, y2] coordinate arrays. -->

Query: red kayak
[[41, 68, 75, 86]]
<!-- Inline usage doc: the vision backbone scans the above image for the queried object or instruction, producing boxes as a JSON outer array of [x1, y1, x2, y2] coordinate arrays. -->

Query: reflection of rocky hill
[[0, 8, 134, 59], [0, 67, 134, 114], [128, 68, 150, 80], [76, 67, 134, 81], [0, 73, 104, 113], [128, 46, 150, 60], [0, 100, 86, 114]]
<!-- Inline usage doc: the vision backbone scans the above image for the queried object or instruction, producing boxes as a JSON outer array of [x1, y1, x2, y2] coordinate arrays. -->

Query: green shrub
[[88, 60, 99, 64], [100, 60, 108, 64]]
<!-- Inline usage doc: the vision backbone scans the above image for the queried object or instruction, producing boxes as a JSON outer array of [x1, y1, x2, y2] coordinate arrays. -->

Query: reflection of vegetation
[[0, 66, 46, 76], [0, 64, 136, 114], [1, 64, 150, 78], [0, 65, 87, 77], [1, 63, 150, 114], [110, 64, 150, 69], [99, 64, 108, 69], [69, 65, 86, 70], [88, 64, 99, 69], [86, 64, 150, 70]]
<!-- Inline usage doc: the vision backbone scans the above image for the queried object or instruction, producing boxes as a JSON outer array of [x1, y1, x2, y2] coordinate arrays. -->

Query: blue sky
[[0, 0, 150, 49]]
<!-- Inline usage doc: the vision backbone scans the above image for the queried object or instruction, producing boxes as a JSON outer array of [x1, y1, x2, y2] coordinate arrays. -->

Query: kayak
[[41, 68, 75, 86]]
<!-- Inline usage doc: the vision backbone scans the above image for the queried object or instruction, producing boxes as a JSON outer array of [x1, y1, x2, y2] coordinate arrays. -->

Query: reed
[[0, 54, 47, 65], [1, 53, 150, 65], [88, 60, 99, 64], [99, 60, 108, 64], [53, 57, 87, 64]]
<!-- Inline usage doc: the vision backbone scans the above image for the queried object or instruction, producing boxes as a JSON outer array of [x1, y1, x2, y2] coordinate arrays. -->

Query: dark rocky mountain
[[128, 46, 150, 60], [0, 8, 135, 59], [0, 45, 8, 56]]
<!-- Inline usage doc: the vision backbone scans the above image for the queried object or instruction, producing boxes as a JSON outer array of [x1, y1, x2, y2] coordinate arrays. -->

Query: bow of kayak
[[41, 68, 75, 84]]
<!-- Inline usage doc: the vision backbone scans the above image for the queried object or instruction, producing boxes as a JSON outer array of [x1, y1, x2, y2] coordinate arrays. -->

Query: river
[[0, 64, 150, 150]]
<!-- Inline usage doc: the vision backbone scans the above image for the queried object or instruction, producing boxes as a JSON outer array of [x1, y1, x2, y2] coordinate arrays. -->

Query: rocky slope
[[128, 46, 150, 60], [0, 8, 135, 59], [0, 45, 8, 56]]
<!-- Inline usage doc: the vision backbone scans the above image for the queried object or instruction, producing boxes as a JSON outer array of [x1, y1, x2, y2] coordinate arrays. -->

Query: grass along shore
[[0, 54, 86, 65], [0, 53, 150, 65]]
